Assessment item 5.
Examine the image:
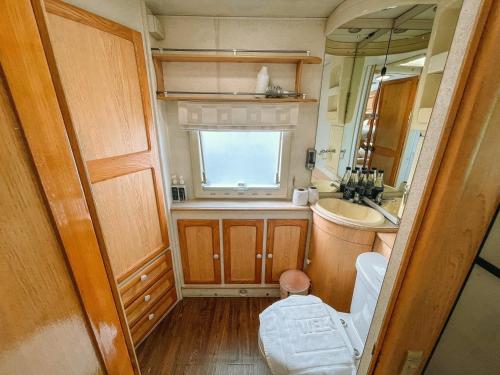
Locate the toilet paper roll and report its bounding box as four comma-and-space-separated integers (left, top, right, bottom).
308, 186, 319, 204
292, 188, 308, 206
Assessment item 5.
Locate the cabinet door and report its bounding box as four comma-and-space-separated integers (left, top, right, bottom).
265, 219, 308, 283
223, 220, 264, 284
178, 220, 221, 284
45, 2, 169, 283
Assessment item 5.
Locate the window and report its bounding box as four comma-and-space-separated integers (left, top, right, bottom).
191, 130, 291, 198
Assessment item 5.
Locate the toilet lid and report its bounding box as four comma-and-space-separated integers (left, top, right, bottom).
259, 295, 357, 375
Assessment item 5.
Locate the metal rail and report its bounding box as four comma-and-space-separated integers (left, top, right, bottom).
151, 47, 311, 55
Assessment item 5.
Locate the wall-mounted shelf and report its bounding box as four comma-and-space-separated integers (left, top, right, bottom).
157, 94, 317, 103
151, 51, 322, 103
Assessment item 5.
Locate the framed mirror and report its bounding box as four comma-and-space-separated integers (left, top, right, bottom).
312, 1, 464, 219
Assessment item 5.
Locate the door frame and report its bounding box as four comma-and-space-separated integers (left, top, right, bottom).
0, 0, 137, 373
365, 0, 498, 373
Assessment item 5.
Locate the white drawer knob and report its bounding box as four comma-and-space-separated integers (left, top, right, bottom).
306, 258, 312, 265
267, 253, 273, 259
213, 254, 219, 260
256, 254, 262, 259
144, 294, 151, 302
148, 313, 155, 321
140, 274, 148, 282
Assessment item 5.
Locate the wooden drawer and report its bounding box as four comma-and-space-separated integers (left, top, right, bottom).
125, 269, 175, 328
120, 251, 172, 308
131, 287, 177, 345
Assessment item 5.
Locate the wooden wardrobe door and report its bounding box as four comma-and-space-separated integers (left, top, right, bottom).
44, 1, 169, 282
178, 220, 221, 284
265, 219, 308, 283
223, 220, 264, 284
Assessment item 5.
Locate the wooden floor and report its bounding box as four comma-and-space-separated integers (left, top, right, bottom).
136, 297, 277, 375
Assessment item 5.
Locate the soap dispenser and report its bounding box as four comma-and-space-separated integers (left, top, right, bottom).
255, 66, 269, 97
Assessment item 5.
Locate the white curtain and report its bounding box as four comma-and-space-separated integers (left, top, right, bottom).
178, 102, 299, 131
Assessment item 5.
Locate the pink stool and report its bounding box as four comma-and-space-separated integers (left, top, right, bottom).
279, 269, 310, 299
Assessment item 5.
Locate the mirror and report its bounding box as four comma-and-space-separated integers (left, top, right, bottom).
312, 2, 463, 218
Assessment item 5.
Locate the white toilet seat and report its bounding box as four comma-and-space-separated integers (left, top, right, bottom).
258, 295, 358, 375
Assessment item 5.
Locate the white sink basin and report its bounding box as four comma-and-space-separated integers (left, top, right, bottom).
314, 198, 385, 227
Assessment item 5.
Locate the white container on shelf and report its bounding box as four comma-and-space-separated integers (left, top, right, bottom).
255, 66, 269, 97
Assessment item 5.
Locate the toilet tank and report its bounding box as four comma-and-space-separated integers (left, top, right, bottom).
350, 252, 388, 344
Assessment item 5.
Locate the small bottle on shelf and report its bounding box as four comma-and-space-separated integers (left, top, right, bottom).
339, 167, 352, 193
343, 170, 356, 200
373, 169, 385, 203
356, 168, 367, 197
365, 170, 375, 198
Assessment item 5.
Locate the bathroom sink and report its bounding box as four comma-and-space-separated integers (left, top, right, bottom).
314, 198, 385, 227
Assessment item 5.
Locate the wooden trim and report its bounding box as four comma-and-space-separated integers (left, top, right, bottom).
152, 53, 322, 64
265, 219, 308, 283
178, 219, 221, 284
116, 246, 167, 284
153, 56, 165, 93
87, 151, 154, 183
370, 0, 498, 373
295, 61, 303, 94
45, 0, 133, 40
223, 219, 264, 284
156, 95, 318, 103
0, 1, 135, 374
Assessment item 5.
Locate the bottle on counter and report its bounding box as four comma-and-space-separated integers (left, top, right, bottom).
373, 169, 385, 202
357, 168, 367, 197
365, 170, 375, 198
371, 167, 378, 180
339, 167, 352, 193
343, 169, 357, 200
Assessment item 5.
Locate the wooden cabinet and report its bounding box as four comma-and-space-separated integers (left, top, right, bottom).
45, 1, 169, 284
178, 220, 221, 284
306, 213, 375, 312
265, 219, 308, 283
373, 232, 397, 259
223, 220, 264, 284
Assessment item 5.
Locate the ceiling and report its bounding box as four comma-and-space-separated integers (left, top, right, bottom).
144, 0, 345, 18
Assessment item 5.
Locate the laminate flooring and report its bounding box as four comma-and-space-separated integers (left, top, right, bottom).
136, 297, 277, 375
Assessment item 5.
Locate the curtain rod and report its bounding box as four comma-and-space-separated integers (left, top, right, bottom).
151, 48, 311, 55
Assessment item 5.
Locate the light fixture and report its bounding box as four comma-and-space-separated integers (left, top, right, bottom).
401, 56, 426, 67
384, 6, 398, 10
348, 28, 362, 33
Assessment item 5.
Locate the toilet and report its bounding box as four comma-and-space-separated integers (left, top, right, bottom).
258, 252, 388, 375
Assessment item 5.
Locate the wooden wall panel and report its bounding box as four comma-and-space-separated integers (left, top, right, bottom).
0, 1, 136, 373
0, 71, 104, 375
93, 169, 163, 277
223, 220, 263, 284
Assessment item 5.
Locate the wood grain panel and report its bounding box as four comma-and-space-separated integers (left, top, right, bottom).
178, 220, 221, 284
93, 169, 163, 278
47, 11, 148, 160
0, 1, 135, 373
45, 0, 169, 287
266, 219, 308, 284
373, 1, 499, 372
0, 69, 104, 375
223, 220, 263, 284
306, 213, 373, 312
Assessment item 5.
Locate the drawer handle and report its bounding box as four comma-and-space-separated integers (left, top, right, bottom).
140, 274, 148, 282
213, 254, 219, 260
267, 253, 273, 259
256, 254, 262, 259
306, 258, 312, 265
144, 294, 151, 302
148, 313, 155, 321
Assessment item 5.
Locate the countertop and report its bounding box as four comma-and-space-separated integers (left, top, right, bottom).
170, 199, 311, 211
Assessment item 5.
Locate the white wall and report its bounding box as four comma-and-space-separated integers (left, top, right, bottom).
151, 16, 326, 198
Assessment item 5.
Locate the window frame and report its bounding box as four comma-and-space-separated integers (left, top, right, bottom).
189, 130, 292, 198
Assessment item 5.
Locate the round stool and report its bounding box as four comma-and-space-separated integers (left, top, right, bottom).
279, 270, 310, 299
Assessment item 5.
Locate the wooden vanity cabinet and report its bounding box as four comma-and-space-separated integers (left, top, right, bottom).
223, 220, 264, 284
178, 220, 221, 284
265, 219, 309, 283
306, 213, 375, 312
